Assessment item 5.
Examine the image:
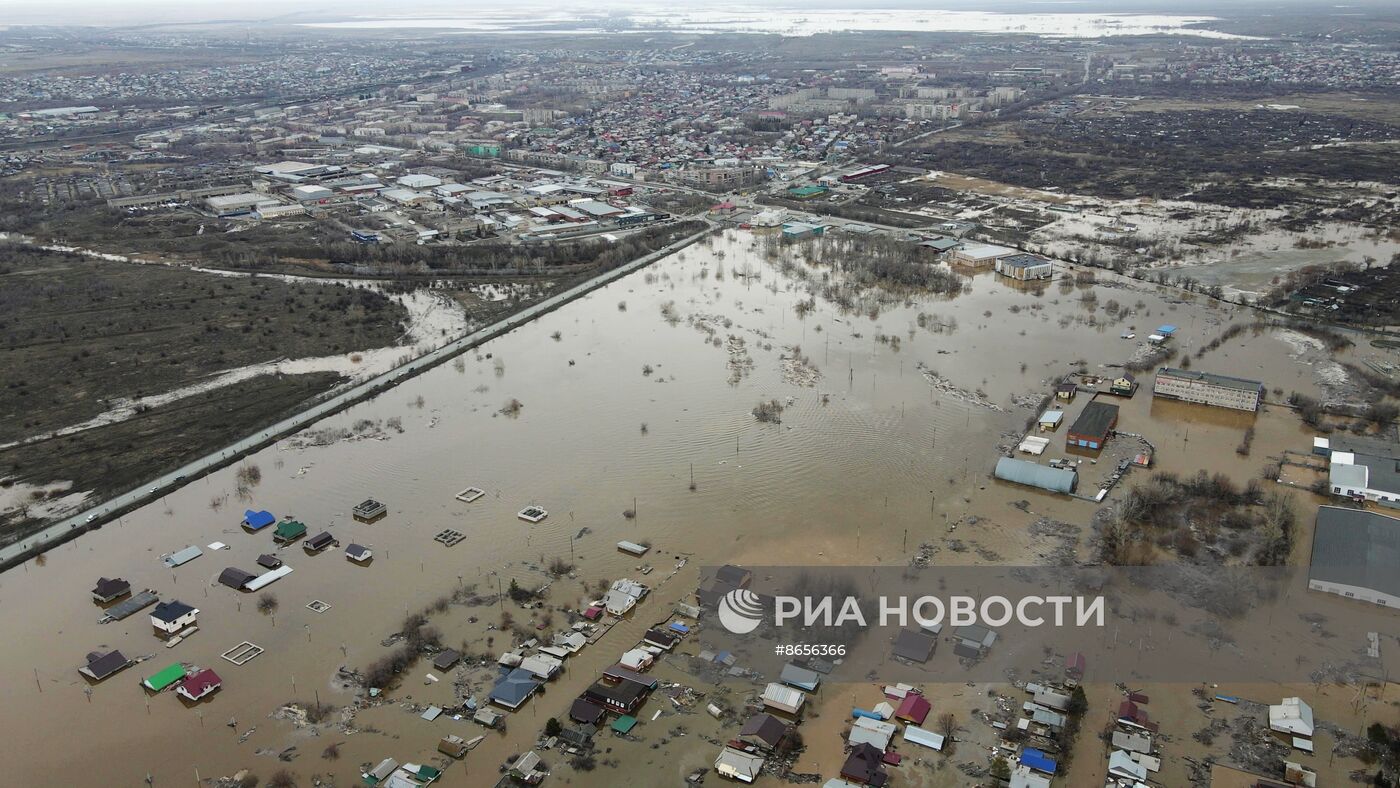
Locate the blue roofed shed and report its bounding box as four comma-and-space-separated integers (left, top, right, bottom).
242, 510, 276, 530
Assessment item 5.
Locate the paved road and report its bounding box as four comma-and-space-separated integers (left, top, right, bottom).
0, 223, 717, 571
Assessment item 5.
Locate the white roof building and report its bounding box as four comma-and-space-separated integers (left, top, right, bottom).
1107, 750, 1149, 781
847, 716, 896, 749
397, 173, 442, 189
1269, 697, 1314, 738
1009, 765, 1051, 788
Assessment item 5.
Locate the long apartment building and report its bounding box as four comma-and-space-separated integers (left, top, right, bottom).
1151, 367, 1264, 412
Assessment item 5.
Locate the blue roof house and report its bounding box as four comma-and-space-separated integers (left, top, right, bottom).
1020, 748, 1058, 775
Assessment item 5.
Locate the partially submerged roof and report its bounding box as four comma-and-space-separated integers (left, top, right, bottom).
218, 567, 256, 589
994, 456, 1077, 494
780, 663, 822, 691
143, 662, 186, 691
81, 650, 131, 681
489, 668, 541, 708
891, 628, 936, 663
242, 509, 276, 529
92, 577, 131, 598
162, 545, 203, 567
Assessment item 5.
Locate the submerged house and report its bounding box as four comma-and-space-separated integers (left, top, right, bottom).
79, 650, 132, 682
241, 509, 276, 531
489, 668, 542, 710
715, 747, 765, 783
177, 668, 222, 702
150, 600, 198, 636
91, 577, 131, 603
304, 531, 337, 553
272, 520, 307, 544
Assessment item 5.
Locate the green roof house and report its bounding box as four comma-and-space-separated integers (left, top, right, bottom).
273, 520, 307, 544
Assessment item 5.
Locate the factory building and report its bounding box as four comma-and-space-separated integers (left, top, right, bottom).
1067, 401, 1118, 451
950, 242, 1017, 268
1152, 368, 1264, 412
995, 253, 1054, 281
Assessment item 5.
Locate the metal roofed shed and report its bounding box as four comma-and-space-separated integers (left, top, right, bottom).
162, 545, 203, 568
902, 724, 945, 751
244, 565, 294, 591
346, 543, 373, 563
98, 589, 159, 623
242, 509, 276, 530
762, 682, 806, 715
611, 714, 638, 734
780, 663, 822, 691
994, 457, 1077, 494
617, 540, 649, 556
142, 662, 187, 692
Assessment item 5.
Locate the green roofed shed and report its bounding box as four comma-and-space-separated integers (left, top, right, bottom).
612, 715, 638, 734
143, 662, 186, 691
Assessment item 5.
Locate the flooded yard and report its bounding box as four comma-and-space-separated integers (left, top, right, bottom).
0, 229, 1390, 786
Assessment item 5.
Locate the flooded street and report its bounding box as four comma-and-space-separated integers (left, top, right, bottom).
0, 230, 1385, 786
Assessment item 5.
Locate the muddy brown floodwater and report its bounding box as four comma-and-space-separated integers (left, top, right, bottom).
0, 230, 1392, 787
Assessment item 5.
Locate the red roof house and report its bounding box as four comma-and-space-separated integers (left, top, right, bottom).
177, 668, 222, 702
895, 693, 931, 725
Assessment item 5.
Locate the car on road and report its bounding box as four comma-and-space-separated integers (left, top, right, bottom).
86, 514, 99, 523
